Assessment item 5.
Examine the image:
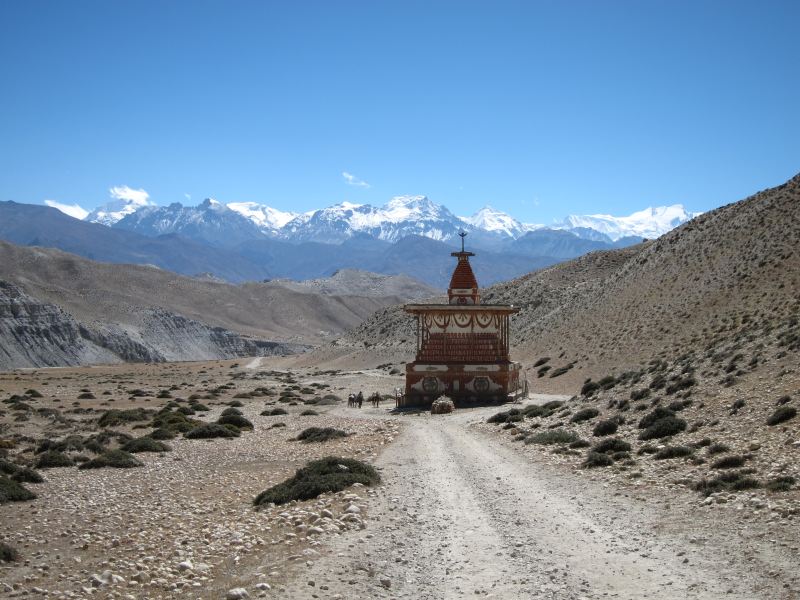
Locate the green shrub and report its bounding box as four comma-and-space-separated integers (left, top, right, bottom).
78, 449, 142, 469
300, 409, 319, 416
592, 419, 618, 436
592, 438, 631, 454
581, 381, 600, 396
191, 403, 210, 411
630, 388, 650, 401
262, 408, 288, 416
766, 406, 796, 426
35, 450, 74, 469
522, 404, 560, 418
11, 467, 43, 484
253, 456, 379, 506
638, 407, 675, 429
582, 452, 614, 468
151, 409, 200, 433
228, 400, 244, 407
148, 428, 176, 440
295, 427, 348, 443
185, 424, 240, 439
654, 446, 693, 460
0, 541, 19, 562
487, 409, 521, 424
711, 455, 747, 469
766, 476, 796, 492
639, 416, 687, 440
176, 406, 195, 416
525, 429, 580, 445
665, 376, 696, 395
707, 443, 730, 455
98, 408, 152, 427
270, 422, 286, 428
122, 437, 171, 453
221, 407, 243, 416
568, 439, 590, 449
0, 477, 37, 503
570, 408, 600, 424
217, 413, 253, 430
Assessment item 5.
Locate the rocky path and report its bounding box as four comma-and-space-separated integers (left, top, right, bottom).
282, 400, 788, 599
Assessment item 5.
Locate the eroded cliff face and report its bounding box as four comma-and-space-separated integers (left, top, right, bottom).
0, 281, 302, 370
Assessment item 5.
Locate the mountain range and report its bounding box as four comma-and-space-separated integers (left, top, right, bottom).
1, 195, 698, 289
83, 193, 697, 246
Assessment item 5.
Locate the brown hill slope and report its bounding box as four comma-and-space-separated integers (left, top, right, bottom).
0, 241, 416, 369
317, 173, 800, 392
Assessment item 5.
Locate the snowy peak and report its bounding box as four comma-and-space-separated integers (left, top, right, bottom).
557, 204, 700, 241
84, 186, 155, 226
226, 202, 298, 232
460, 205, 533, 238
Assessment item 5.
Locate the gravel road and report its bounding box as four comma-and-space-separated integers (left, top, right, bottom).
282, 399, 792, 599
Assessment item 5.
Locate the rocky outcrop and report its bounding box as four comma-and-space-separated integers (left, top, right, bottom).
0, 281, 304, 370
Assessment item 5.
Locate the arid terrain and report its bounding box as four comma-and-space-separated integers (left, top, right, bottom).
1, 357, 798, 599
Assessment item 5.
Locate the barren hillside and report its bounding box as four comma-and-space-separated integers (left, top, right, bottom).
318, 173, 800, 394
0, 242, 419, 369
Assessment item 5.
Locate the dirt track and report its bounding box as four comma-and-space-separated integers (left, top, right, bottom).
282, 398, 795, 599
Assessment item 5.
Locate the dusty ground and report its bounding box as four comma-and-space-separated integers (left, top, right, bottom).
2, 359, 799, 599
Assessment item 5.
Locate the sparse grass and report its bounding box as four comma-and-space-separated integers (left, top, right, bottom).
766, 406, 796, 426
654, 445, 694, 460
569, 439, 591, 448
487, 409, 522, 424
151, 409, 201, 433
639, 416, 687, 440
35, 450, 74, 469
217, 413, 254, 430
122, 437, 171, 453
592, 438, 631, 454
570, 408, 600, 424
78, 449, 143, 469
525, 429, 580, 445
185, 424, 240, 439
707, 443, 730, 455
693, 470, 761, 496
766, 476, 796, 492
262, 408, 288, 416
592, 419, 618, 436
295, 427, 348, 443
582, 452, 614, 468
254, 456, 379, 506
0, 477, 37, 503
98, 408, 152, 427
149, 428, 176, 440
711, 455, 747, 469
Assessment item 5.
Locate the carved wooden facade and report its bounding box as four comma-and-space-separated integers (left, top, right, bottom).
402, 246, 522, 406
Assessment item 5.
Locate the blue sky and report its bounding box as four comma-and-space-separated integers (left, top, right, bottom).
1, 0, 798, 223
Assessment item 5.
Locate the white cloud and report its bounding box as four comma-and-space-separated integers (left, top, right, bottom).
109, 185, 151, 206
44, 199, 89, 220
184, 193, 192, 201
342, 171, 370, 188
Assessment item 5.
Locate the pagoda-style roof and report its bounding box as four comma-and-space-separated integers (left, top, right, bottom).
449, 251, 478, 290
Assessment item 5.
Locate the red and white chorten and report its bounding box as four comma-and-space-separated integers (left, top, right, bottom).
402, 236, 522, 406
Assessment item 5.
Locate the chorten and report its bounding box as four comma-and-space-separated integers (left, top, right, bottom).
402, 233, 523, 406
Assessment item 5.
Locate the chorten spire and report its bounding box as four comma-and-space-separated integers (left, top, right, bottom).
448, 232, 479, 305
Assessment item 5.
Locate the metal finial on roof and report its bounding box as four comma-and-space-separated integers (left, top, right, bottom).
459, 231, 467, 252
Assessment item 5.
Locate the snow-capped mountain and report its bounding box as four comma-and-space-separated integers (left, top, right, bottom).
226, 202, 298, 234
554, 205, 700, 241
112, 198, 267, 247
459, 205, 539, 238
280, 196, 470, 243
84, 186, 155, 226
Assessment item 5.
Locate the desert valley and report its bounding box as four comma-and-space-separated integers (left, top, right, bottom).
2, 3, 799, 598
1, 173, 799, 599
